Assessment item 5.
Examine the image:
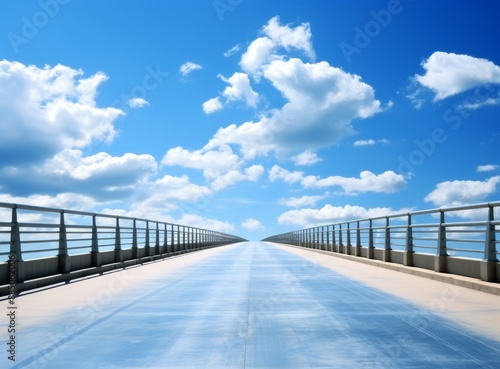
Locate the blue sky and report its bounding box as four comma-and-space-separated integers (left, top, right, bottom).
0, 0, 499, 241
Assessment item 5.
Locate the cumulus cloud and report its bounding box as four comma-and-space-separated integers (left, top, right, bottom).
162, 145, 242, 179
413, 51, 500, 101
202, 97, 223, 114
279, 195, 324, 208
242, 218, 264, 231
278, 204, 411, 227
208, 58, 382, 157
424, 176, 500, 207
220, 72, 259, 107
240, 16, 315, 76
0, 60, 123, 167
268, 165, 304, 184
128, 97, 149, 108
301, 170, 407, 195
292, 150, 322, 166
210, 165, 264, 191
180, 61, 202, 77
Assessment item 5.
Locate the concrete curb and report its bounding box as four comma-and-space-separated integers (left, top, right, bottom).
286, 245, 500, 296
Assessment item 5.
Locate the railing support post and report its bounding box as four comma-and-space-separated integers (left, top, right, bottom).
145, 221, 151, 257
58, 211, 71, 274
132, 219, 138, 259
434, 211, 447, 272
10, 206, 25, 285
114, 217, 123, 262
332, 225, 337, 253
155, 222, 160, 256
355, 221, 361, 257
345, 223, 351, 255
481, 205, 497, 282
91, 214, 101, 267
367, 219, 374, 259
383, 217, 391, 262
404, 214, 414, 266
339, 224, 343, 253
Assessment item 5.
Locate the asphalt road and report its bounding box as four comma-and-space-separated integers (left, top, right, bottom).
5, 242, 500, 368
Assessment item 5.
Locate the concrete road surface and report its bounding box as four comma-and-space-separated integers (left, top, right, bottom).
1, 242, 499, 368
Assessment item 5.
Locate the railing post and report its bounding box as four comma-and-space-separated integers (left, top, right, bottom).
10, 206, 25, 285
58, 211, 71, 274
367, 219, 374, 259
145, 221, 151, 257
114, 217, 123, 262
182, 226, 186, 252
155, 222, 160, 255
481, 205, 497, 282
332, 225, 337, 253
91, 214, 101, 267
434, 210, 447, 272
383, 217, 391, 262
345, 223, 351, 255
326, 225, 330, 252
163, 223, 168, 255
170, 224, 175, 253
355, 221, 361, 257
177, 225, 181, 253
404, 214, 414, 266
132, 219, 138, 259
338, 224, 343, 253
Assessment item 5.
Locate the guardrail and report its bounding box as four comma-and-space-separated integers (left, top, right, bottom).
0, 203, 246, 295
262, 202, 500, 283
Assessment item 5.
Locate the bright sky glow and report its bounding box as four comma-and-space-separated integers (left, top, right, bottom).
1, 0, 499, 240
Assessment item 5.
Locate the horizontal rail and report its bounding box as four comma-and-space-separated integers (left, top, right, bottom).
0, 202, 247, 295
262, 201, 500, 283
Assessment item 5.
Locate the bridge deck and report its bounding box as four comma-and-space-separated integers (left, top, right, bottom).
2, 242, 500, 368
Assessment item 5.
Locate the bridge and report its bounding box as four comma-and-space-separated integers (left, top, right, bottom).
1, 202, 499, 368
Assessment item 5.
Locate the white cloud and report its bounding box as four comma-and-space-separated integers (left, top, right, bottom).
0, 60, 123, 167
268, 165, 304, 184
202, 97, 223, 114
279, 195, 324, 208
424, 176, 500, 206
179, 61, 202, 77
210, 165, 264, 191
301, 170, 406, 195
128, 97, 149, 108
263, 16, 315, 60
414, 52, 500, 101
220, 72, 259, 107
240, 36, 276, 76
240, 16, 315, 76
44, 149, 157, 181
292, 150, 322, 166
278, 204, 411, 227
208, 58, 382, 156
477, 164, 499, 172
161, 145, 242, 179
224, 44, 242, 57
242, 218, 264, 231
0, 193, 100, 213
353, 138, 389, 147
458, 95, 500, 110
176, 213, 234, 233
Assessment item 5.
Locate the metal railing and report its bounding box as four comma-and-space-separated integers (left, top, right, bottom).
0, 202, 246, 294
262, 201, 500, 283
